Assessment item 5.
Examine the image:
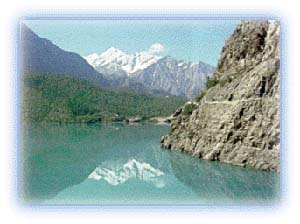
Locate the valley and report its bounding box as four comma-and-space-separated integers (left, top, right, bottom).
19, 19, 280, 204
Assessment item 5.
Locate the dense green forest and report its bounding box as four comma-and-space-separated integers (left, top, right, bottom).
22, 72, 186, 123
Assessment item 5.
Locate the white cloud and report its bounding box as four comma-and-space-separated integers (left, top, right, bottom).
148, 43, 165, 54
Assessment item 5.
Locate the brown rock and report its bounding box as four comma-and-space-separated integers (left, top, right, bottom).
161, 20, 280, 172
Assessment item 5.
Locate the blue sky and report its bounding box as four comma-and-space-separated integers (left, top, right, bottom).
23, 19, 239, 66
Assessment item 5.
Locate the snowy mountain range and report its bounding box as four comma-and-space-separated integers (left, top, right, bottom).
85, 47, 215, 98
88, 159, 165, 188
85, 47, 162, 76
21, 25, 215, 99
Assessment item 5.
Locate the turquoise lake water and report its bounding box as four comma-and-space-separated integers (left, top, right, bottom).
21, 122, 280, 204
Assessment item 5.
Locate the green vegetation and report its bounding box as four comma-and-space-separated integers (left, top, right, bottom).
220, 75, 234, 87
22, 72, 186, 123
182, 103, 197, 115
219, 79, 227, 87
195, 91, 206, 102
194, 74, 228, 103
206, 76, 219, 89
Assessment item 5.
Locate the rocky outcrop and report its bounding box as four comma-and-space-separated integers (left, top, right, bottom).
161, 21, 280, 172
125, 116, 143, 123
149, 116, 172, 124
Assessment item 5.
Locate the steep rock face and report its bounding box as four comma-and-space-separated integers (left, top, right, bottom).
161, 21, 280, 172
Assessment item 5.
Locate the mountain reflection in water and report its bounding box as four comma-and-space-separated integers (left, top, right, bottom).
21, 123, 279, 204
88, 159, 165, 188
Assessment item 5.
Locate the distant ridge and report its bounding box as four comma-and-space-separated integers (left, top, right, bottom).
86, 48, 215, 98
19, 24, 108, 85
85, 47, 162, 76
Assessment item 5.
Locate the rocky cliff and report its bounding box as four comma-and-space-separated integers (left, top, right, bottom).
161, 20, 280, 172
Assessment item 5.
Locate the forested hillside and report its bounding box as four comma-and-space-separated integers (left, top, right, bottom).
22, 72, 186, 123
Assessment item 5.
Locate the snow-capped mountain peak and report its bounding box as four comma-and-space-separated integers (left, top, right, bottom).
85, 47, 162, 76
99, 47, 128, 61
84, 46, 215, 98
88, 159, 165, 188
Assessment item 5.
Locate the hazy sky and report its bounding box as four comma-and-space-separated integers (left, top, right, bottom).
24, 19, 239, 66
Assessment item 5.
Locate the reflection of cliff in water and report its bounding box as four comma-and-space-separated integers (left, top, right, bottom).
169, 151, 279, 203
21, 122, 279, 204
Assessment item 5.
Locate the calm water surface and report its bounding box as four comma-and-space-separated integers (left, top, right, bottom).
21, 123, 279, 204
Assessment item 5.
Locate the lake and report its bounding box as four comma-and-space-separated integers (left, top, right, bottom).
21, 122, 280, 205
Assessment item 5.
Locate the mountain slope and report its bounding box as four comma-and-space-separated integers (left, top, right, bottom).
161, 21, 280, 172
22, 72, 186, 123
85, 49, 215, 98
133, 56, 215, 98
20, 24, 108, 85
85, 47, 161, 77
